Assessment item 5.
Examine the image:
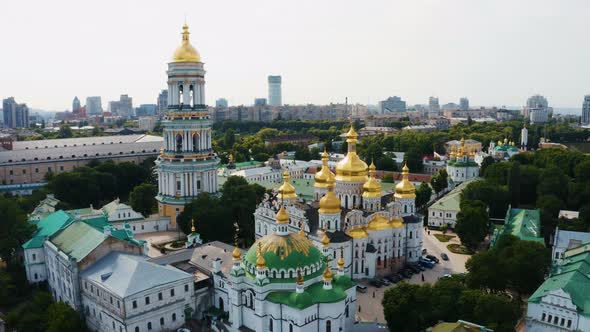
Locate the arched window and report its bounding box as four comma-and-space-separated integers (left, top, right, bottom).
135, 327, 140, 332
326, 320, 331, 332
269, 318, 274, 332
189, 85, 194, 107
289, 324, 293, 332
176, 134, 183, 153
192, 134, 199, 152
250, 293, 254, 309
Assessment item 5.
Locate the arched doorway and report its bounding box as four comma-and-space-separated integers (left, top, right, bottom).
326, 320, 331, 332
219, 297, 224, 312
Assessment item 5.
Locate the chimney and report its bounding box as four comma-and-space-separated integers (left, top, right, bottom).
212, 258, 222, 273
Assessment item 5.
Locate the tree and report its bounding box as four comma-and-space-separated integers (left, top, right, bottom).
415, 182, 433, 208
479, 156, 495, 176
455, 200, 489, 250
403, 148, 423, 173
507, 161, 520, 207
458, 289, 520, 332
502, 239, 550, 295
57, 125, 73, 139
382, 283, 434, 332
462, 180, 509, 218
129, 183, 158, 217
223, 128, 235, 149
6, 290, 53, 332
46, 302, 87, 332
0, 196, 34, 263
430, 170, 448, 195
465, 250, 507, 292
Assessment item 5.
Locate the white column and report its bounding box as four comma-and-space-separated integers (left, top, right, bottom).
182, 84, 190, 105
201, 82, 205, 105
170, 173, 175, 195
193, 82, 198, 106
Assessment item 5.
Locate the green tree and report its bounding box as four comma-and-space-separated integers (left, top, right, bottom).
455, 200, 489, 250
415, 182, 432, 208
57, 125, 73, 138
462, 180, 509, 218
0, 196, 34, 263
502, 239, 550, 296
382, 283, 434, 332
507, 161, 520, 207
223, 128, 236, 149
479, 156, 495, 176
403, 148, 423, 173
129, 183, 158, 217
430, 169, 448, 195
465, 250, 507, 292
46, 302, 87, 332
6, 290, 53, 332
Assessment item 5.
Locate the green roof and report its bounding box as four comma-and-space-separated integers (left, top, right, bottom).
81, 215, 145, 247
447, 161, 479, 167
22, 210, 75, 249
491, 207, 544, 248
220, 161, 263, 169
50, 221, 108, 261
266, 275, 354, 309
429, 179, 477, 212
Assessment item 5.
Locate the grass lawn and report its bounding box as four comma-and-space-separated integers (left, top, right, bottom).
434, 234, 456, 242
447, 243, 474, 255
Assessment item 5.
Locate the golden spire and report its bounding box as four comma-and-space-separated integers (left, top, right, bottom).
337, 247, 345, 269
232, 222, 241, 261
296, 266, 304, 285
191, 219, 196, 233
319, 176, 341, 213
395, 163, 416, 198
172, 24, 201, 62
298, 221, 306, 237
276, 205, 290, 225
322, 256, 333, 281
321, 230, 330, 247
255, 242, 266, 269
278, 171, 297, 200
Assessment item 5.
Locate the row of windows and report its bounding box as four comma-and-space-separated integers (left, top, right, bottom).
131, 285, 189, 309
9, 165, 64, 175
4, 150, 155, 163
540, 312, 572, 328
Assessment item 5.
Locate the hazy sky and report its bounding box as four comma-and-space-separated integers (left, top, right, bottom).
2, 0, 589, 110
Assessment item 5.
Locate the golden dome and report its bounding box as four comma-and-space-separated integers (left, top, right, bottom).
367, 214, 393, 230
321, 232, 330, 247
395, 163, 416, 199
346, 226, 369, 239
390, 216, 404, 228
232, 246, 241, 261
337, 256, 345, 269
256, 242, 266, 269
314, 149, 335, 189
504, 137, 508, 144
278, 171, 297, 200
363, 162, 382, 198
276, 205, 290, 225
172, 24, 202, 63
323, 259, 333, 281
497, 139, 502, 146
319, 176, 341, 214
335, 124, 368, 182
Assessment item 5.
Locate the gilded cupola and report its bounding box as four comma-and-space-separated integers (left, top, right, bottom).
278, 171, 297, 200
362, 162, 381, 198
394, 163, 416, 199
172, 24, 202, 63
335, 124, 368, 182
314, 149, 335, 189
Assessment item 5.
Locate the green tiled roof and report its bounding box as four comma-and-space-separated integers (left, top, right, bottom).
50, 221, 107, 261
429, 179, 476, 212
266, 276, 353, 309
22, 210, 75, 249
491, 207, 544, 248
529, 248, 590, 317
220, 161, 263, 169
81, 216, 145, 247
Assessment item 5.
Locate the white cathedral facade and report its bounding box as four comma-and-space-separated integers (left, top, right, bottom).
254, 126, 424, 279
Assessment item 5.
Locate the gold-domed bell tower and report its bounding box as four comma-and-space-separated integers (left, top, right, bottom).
362, 161, 382, 212
334, 123, 368, 209
319, 176, 341, 232
394, 163, 416, 216
314, 148, 335, 201
155, 23, 219, 228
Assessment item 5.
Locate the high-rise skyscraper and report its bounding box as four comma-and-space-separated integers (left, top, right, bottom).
109, 94, 134, 118
2, 97, 29, 128
85, 96, 102, 116
215, 98, 228, 108
254, 98, 267, 106
525, 95, 550, 123
268, 75, 282, 106
429, 96, 440, 112
155, 24, 219, 227
459, 97, 469, 111
582, 95, 590, 125
379, 96, 406, 113
72, 96, 81, 112
157, 90, 168, 115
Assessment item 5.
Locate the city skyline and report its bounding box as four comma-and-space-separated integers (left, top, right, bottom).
2, 0, 590, 110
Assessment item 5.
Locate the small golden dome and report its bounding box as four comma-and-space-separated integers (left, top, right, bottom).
363, 162, 382, 198
276, 205, 290, 225
337, 256, 345, 269
278, 171, 297, 200
314, 149, 335, 189
346, 226, 369, 239
319, 191, 341, 214
323, 262, 333, 281
256, 243, 266, 269
321, 232, 330, 247
504, 137, 508, 144
335, 124, 368, 182
367, 214, 393, 230
395, 163, 416, 198
232, 246, 241, 261
191, 219, 196, 233
172, 24, 202, 63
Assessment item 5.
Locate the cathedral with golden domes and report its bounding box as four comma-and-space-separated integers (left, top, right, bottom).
254, 124, 424, 280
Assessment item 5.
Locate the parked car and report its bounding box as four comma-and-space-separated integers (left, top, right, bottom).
407, 264, 421, 273
419, 258, 435, 268
426, 254, 440, 263
401, 270, 413, 278
380, 278, 391, 286
441, 253, 449, 261
369, 279, 382, 288
356, 284, 368, 293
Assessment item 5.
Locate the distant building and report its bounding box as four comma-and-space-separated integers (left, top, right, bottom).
459, 97, 469, 111
488, 138, 520, 160
85, 96, 103, 116
521, 124, 529, 150
72, 96, 81, 112
525, 244, 590, 331
527, 94, 549, 109
138, 116, 156, 131
446, 138, 482, 154
552, 227, 590, 264
157, 89, 168, 114
530, 108, 549, 124
427, 117, 451, 130
496, 108, 518, 121
524, 94, 550, 121
2, 97, 29, 128
109, 94, 134, 118
441, 102, 460, 111
429, 96, 440, 112
379, 96, 406, 113
490, 206, 544, 248
135, 104, 157, 117
582, 95, 590, 125
268, 75, 282, 106
446, 138, 479, 184
428, 180, 474, 228
254, 98, 267, 106
215, 98, 228, 108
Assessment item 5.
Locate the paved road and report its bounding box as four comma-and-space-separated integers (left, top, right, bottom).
355, 228, 472, 323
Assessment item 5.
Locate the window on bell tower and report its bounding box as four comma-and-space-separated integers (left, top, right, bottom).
176, 134, 183, 153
